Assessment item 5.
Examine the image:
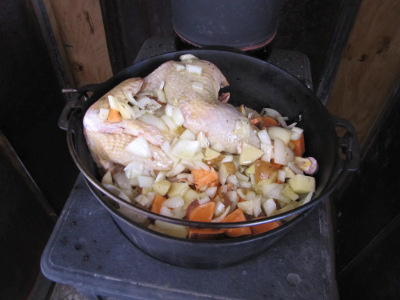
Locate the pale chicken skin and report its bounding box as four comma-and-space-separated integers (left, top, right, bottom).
83, 55, 260, 173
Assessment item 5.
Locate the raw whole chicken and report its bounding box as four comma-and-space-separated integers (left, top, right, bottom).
83, 55, 260, 174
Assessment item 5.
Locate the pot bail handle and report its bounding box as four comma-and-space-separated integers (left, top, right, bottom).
333, 116, 360, 173
58, 84, 98, 131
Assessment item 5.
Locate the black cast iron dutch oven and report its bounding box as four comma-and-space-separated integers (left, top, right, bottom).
62, 50, 359, 269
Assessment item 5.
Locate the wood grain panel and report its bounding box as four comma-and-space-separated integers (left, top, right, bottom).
48, 0, 112, 87
327, 0, 400, 146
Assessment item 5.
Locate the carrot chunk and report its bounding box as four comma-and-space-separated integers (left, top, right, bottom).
222, 208, 252, 237
251, 219, 281, 235
191, 169, 220, 190
151, 194, 167, 214
291, 133, 305, 156
188, 201, 216, 222
107, 108, 122, 122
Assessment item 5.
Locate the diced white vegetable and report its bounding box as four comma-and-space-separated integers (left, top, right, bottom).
192, 81, 204, 90
172, 106, 185, 126
277, 170, 286, 183
212, 206, 230, 222
260, 143, 273, 162
257, 130, 272, 145
159, 206, 173, 217
135, 194, 152, 208
261, 183, 291, 203
205, 186, 218, 198
125, 136, 152, 158
167, 182, 190, 198
262, 198, 277, 217
137, 176, 154, 188
173, 63, 185, 71
203, 147, 220, 161
281, 184, 299, 201
197, 132, 210, 148
186, 64, 202, 75
170, 140, 201, 160
179, 129, 196, 140
291, 127, 304, 140
288, 174, 316, 194
108, 95, 120, 110
268, 126, 292, 145
124, 161, 144, 180
118, 101, 134, 119
163, 195, 184, 208
152, 179, 171, 196
273, 138, 287, 165
239, 142, 264, 165
298, 192, 313, 206
98, 108, 110, 121
138, 114, 168, 131
238, 200, 254, 216
161, 114, 178, 132
180, 54, 198, 61
101, 171, 113, 185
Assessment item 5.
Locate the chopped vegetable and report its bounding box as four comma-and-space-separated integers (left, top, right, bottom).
191, 169, 220, 190
251, 219, 281, 235
107, 108, 122, 123
290, 133, 305, 156
151, 194, 167, 214
222, 209, 252, 237
188, 201, 215, 222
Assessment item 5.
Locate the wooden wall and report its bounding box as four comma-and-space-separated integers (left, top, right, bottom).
326, 0, 400, 146
43, 0, 112, 87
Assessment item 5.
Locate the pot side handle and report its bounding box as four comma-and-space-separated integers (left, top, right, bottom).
58, 84, 98, 131
333, 117, 360, 173
323, 117, 360, 195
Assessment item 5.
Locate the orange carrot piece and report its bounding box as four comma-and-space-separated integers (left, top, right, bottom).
107, 108, 122, 123
291, 133, 305, 156
250, 116, 280, 129
191, 169, 220, 190
151, 194, 167, 214
188, 228, 225, 240
251, 218, 281, 235
222, 208, 252, 237
188, 201, 216, 222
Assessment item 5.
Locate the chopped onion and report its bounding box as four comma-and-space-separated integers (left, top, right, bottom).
273, 138, 287, 165
261, 143, 273, 162
125, 136, 152, 158
212, 206, 230, 222
214, 201, 226, 217
171, 107, 185, 126
197, 132, 210, 148
159, 206, 173, 217
118, 101, 134, 119
221, 155, 234, 163
186, 64, 202, 75
102, 171, 113, 185
98, 108, 109, 120
179, 129, 196, 140
205, 186, 217, 198
136, 96, 161, 111
170, 140, 201, 160
197, 194, 211, 205
124, 161, 144, 179
137, 175, 154, 188
277, 170, 286, 183
108, 95, 119, 110
135, 194, 152, 208
192, 81, 204, 90
173, 63, 185, 71
291, 127, 304, 140
161, 115, 178, 132
138, 114, 168, 131
154, 172, 166, 183
257, 129, 271, 145
180, 54, 198, 61
288, 161, 304, 175
155, 89, 167, 103
262, 198, 277, 217
163, 196, 184, 208
165, 104, 174, 117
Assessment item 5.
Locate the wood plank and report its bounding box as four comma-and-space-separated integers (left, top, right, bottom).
49, 0, 112, 87
326, 0, 400, 146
